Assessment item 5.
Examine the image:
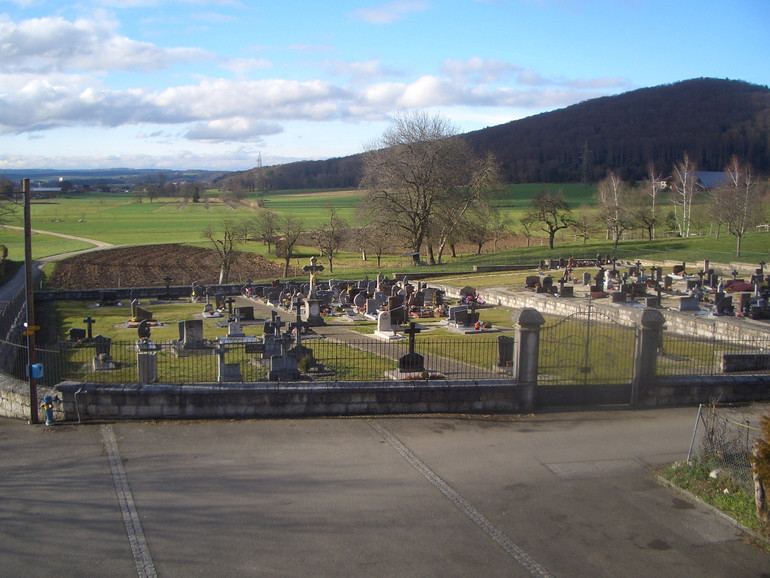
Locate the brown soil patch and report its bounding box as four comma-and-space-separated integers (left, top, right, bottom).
46, 244, 297, 289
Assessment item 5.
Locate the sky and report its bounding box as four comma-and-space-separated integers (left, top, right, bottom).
0, 0, 768, 172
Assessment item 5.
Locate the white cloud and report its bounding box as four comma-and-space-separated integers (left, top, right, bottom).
349, 1, 429, 24
185, 117, 282, 141
0, 16, 209, 74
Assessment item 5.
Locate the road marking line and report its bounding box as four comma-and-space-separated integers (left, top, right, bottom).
102, 424, 157, 578
368, 420, 553, 578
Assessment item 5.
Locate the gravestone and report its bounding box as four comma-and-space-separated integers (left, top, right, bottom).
353, 292, 366, 310
98, 291, 119, 307
678, 296, 701, 311
366, 298, 378, 316
216, 344, 243, 383
497, 335, 514, 368
228, 320, 245, 337
268, 354, 301, 381
69, 328, 87, 341
92, 335, 115, 371
179, 319, 205, 348
202, 303, 220, 318
235, 306, 255, 321
377, 310, 393, 333
447, 305, 467, 324
137, 352, 158, 383
398, 323, 425, 373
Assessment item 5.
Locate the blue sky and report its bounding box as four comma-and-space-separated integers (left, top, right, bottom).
0, 0, 767, 171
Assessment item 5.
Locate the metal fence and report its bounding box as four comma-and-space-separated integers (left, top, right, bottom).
0, 335, 509, 385
687, 403, 765, 494
539, 302, 637, 386
658, 331, 770, 376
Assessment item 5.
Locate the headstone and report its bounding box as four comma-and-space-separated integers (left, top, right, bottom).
447, 305, 467, 323
398, 323, 425, 373
366, 298, 378, 316
137, 352, 158, 383
497, 335, 514, 367
377, 310, 393, 333
235, 306, 255, 321
353, 292, 366, 309
98, 291, 119, 307
678, 296, 701, 311
180, 319, 205, 348
69, 328, 87, 341
268, 354, 301, 381
228, 320, 245, 337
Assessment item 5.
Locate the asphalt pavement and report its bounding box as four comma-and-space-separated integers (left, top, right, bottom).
2, 406, 769, 577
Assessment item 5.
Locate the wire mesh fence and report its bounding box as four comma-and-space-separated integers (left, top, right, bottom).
0, 335, 510, 385
687, 403, 766, 494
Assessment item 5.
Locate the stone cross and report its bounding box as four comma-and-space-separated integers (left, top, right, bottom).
82, 315, 96, 340
302, 256, 325, 298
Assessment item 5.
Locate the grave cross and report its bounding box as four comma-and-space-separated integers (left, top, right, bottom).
403, 322, 422, 356
302, 256, 325, 298
225, 296, 236, 319
82, 315, 96, 340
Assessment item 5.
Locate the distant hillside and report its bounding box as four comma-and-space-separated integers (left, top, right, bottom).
2, 168, 224, 189
464, 78, 770, 182
222, 78, 769, 189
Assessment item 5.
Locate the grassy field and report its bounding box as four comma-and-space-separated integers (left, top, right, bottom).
1, 184, 768, 279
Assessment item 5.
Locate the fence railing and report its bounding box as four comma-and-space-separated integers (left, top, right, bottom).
1, 335, 509, 385
658, 331, 770, 376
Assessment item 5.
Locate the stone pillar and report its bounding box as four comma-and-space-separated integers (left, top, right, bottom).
137, 352, 158, 383
630, 307, 666, 406
511, 307, 545, 412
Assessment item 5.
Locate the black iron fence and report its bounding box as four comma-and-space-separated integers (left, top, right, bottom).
0, 335, 509, 385
657, 331, 770, 376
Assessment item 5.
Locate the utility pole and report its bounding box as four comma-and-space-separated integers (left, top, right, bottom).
23, 178, 38, 424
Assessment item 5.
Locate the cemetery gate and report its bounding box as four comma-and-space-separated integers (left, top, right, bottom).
537, 299, 636, 405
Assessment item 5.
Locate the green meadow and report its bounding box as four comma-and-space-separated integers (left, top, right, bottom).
0, 184, 767, 278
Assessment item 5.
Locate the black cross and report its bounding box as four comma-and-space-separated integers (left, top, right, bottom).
403, 322, 422, 355
225, 296, 236, 317
82, 316, 96, 340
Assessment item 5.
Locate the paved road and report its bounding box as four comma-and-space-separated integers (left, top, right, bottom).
2, 407, 769, 577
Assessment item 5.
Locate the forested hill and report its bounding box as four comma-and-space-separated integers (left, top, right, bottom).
226, 78, 770, 189
463, 78, 770, 183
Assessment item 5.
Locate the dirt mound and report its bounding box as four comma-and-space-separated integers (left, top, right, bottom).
46, 244, 294, 289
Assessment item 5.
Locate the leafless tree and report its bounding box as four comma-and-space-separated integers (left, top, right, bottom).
202, 219, 241, 284
310, 206, 348, 273
359, 110, 499, 266
596, 171, 634, 249
716, 156, 765, 256
275, 216, 303, 277
251, 210, 279, 254
672, 153, 697, 238
645, 162, 664, 240
523, 189, 574, 250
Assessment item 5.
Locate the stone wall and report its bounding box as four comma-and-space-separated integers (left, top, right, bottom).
54, 380, 521, 421
0, 373, 62, 422
434, 284, 770, 343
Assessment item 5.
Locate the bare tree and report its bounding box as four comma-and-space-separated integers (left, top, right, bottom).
519, 214, 536, 247
645, 162, 664, 240
310, 206, 348, 273
672, 153, 697, 238
359, 110, 497, 266
202, 219, 241, 284
275, 216, 303, 277
433, 152, 502, 264
251, 210, 279, 254
717, 156, 765, 256
570, 205, 595, 245
523, 189, 574, 250
596, 171, 633, 249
